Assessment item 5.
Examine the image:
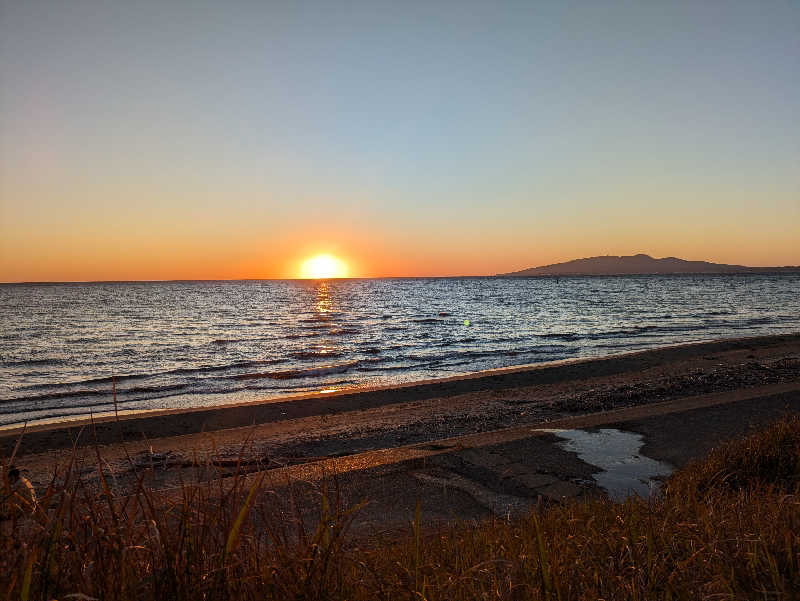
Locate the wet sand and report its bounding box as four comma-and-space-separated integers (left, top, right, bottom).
4, 333, 799, 493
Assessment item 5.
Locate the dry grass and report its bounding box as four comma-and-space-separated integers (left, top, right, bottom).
2, 415, 799, 600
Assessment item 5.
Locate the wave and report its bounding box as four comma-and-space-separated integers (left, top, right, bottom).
2, 358, 66, 367
539, 325, 693, 341
582, 324, 706, 339
566, 317, 775, 342
291, 350, 345, 360
357, 356, 386, 365
356, 363, 419, 373
299, 312, 345, 323
741, 316, 775, 326
233, 360, 360, 381
327, 328, 360, 336
272, 378, 355, 392
403, 345, 570, 364
538, 333, 583, 341
0, 383, 189, 406
5, 358, 290, 392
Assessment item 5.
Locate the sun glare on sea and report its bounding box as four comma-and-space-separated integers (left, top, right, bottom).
300, 254, 348, 279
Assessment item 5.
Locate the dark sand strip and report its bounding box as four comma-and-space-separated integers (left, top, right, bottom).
174, 381, 800, 491
143, 382, 800, 536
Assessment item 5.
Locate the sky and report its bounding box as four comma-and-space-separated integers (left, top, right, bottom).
1, 0, 798, 281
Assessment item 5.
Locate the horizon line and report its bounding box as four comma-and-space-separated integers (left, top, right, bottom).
5, 272, 800, 285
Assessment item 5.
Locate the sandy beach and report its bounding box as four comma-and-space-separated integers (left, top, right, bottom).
4, 332, 799, 493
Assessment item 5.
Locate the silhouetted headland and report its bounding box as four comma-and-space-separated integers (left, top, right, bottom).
499, 254, 800, 277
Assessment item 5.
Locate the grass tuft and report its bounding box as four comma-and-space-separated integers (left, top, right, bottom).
2, 415, 799, 600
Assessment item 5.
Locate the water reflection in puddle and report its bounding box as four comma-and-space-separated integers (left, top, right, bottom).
538, 428, 673, 501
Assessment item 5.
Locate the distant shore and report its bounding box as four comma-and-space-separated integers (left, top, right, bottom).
4, 332, 799, 464
499, 253, 800, 276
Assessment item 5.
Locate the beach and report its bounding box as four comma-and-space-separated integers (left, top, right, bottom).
5, 332, 799, 497
3, 332, 800, 600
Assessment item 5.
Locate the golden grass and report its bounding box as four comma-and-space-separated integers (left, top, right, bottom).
2, 415, 799, 600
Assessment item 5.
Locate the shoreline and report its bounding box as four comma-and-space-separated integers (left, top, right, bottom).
3, 331, 799, 458
0, 341, 684, 431
0, 335, 739, 433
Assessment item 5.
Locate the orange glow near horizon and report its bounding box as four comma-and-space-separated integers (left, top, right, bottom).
300, 254, 349, 279
2, 2, 799, 284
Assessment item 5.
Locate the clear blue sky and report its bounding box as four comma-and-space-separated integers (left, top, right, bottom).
1, 0, 798, 280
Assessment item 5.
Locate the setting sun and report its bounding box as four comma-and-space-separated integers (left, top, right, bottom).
300, 254, 348, 279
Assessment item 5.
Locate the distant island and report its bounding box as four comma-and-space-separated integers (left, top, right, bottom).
499, 254, 800, 277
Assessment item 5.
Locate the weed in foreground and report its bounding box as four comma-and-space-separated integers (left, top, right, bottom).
1, 415, 799, 600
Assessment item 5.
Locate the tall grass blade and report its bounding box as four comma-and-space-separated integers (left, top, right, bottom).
413, 498, 421, 596
20, 551, 36, 601
532, 511, 552, 598
225, 475, 264, 557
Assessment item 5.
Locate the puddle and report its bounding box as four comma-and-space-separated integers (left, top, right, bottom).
538, 428, 673, 501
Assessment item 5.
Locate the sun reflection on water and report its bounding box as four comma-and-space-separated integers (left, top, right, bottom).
316, 281, 332, 315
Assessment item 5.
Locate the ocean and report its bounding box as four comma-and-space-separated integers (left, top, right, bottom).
1, 275, 799, 428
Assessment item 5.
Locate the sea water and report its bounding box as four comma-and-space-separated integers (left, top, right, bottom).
1, 274, 799, 427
